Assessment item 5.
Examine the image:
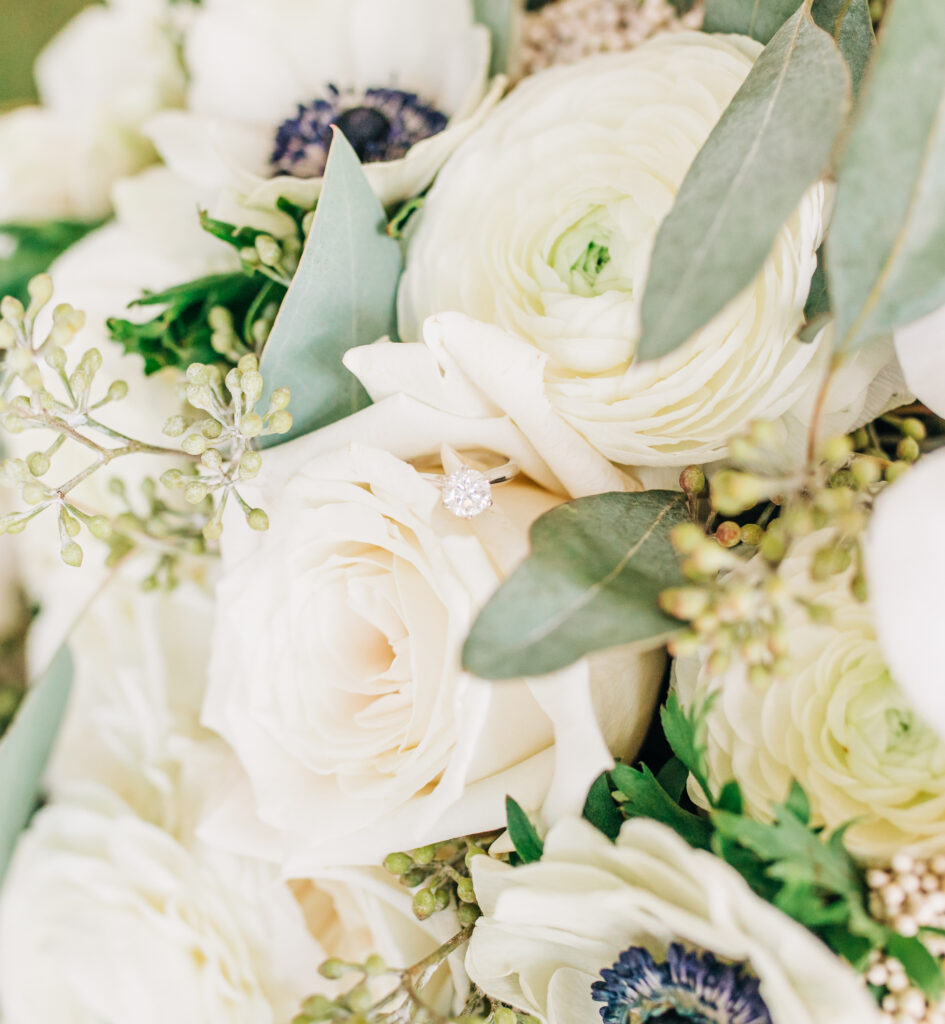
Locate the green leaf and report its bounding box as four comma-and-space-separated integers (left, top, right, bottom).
473, 0, 516, 75
637, 7, 850, 362
804, 246, 830, 324
655, 756, 689, 802
812, 0, 874, 95
258, 129, 402, 445
462, 491, 688, 679
886, 932, 945, 1002
826, 0, 945, 352
717, 779, 744, 815
611, 764, 713, 851
0, 219, 104, 305
505, 796, 544, 863
703, 0, 803, 42
0, 647, 72, 880
582, 772, 623, 841
661, 693, 717, 805
108, 272, 272, 374
784, 779, 812, 824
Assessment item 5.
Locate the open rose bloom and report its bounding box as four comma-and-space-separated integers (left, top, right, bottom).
0, 1, 944, 1023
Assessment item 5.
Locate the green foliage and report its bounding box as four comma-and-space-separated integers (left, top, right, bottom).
0, 219, 104, 305
505, 796, 544, 864
463, 491, 689, 679
258, 130, 402, 446
812, 0, 874, 95
582, 772, 624, 840
826, 0, 945, 352
108, 272, 278, 374
638, 6, 850, 362
586, 695, 945, 1001
0, 647, 72, 880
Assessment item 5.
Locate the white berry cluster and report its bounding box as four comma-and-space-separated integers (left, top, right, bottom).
517, 0, 703, 78
867, 854, 945, 1024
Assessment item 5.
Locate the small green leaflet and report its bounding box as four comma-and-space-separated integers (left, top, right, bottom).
258, 129, 402, 446
826, 0, 945, 353
0, 646, 72, 880
473, 0, 516, 75
506, 796, 544, 863
582, 772, 623, 841
660, 693, 716, 806
0, 219, 104, 305
703, 0, 803, 43
637, 6, 850, 362
886, 932, 945, 1003
611, 763, 713, 850
462, 491, 688, 679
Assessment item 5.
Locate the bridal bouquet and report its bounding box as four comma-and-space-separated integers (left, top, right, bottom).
1, 0, 944, 1021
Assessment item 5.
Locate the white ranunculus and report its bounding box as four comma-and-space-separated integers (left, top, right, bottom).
147, 0, 503, 227
865, 449, 945, 741
466, 816, 881, 1024
398, 34, 830, 468
675, 530, 945, 862
0, 2, 184, 222
0, 785, 323, 1024
204, 417, 664, 872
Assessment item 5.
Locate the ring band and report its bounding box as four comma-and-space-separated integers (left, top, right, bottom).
423, 458, 520, 519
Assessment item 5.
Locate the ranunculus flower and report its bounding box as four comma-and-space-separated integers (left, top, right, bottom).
398, 34, 830, 468
674, 530, 945, 862
466, 816, 881, 1024
0, 1, 185, 222
0, 785, 323, 1024
204, 421, 664, 871
147, 0, 505, 227
865, 449, 945, 742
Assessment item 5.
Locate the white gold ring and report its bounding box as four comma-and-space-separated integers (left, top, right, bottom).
424, 460, 520, 519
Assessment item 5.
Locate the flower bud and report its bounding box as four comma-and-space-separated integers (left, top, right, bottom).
239, 451, 262, 479
106, 380, 128, 402
885, 460, 910, 484
255, 235, 282, 268
186, 363, 211, 385
457, 903, 482, 926
268, 387, 291, 412
184, 482, 209, 505
301, 995, 334, 1019
412, 887, 436, 920
902, 417, 926, 441
208, 306, 233, 332
364, 954, 386, 976
457, 877, 476, 903
182, 433, 208, 456
383, 852, 412, 875
897, 436, 920, 463
679, 465, 706, 495
851, 456, 882, 489
0, 321, 17, 348
246, 508, 269, 531
241, 371, 263, 404
739, 523, 763, 546
670, 522, 704, 555
26, 452, 49, 477
412, 844, 436, 866
163, 415, 187, 437
160, 468, 184, 489
318, 958, 346, 980
1, 296, 25, 323
659, 586, 709, 620
268, 410, 293, 435
88, 516, 111, 540
710, 470, 766, 516
493, 1008, 517, 1024
60, 540, 83, 567
59, 509, 80, 538
237, 354, 258, 374
241, 412, 264, 438
715, 521, 740, 548
820, 434, 853, 464
21, 482, 47, 505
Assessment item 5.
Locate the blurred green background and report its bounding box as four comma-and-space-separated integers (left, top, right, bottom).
0, 0, 88, 105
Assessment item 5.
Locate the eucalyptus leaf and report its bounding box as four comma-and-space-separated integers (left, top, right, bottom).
473, 0, 516, 75
826, 0, 945, 352
0, 646, 72, 880
703, 0, 802, 42
258, 129, 402, 445
462, 491, 688, 679
812, 0, 874, 95
638, 7, 850, 362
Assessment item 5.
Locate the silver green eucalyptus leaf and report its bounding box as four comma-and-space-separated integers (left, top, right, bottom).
812, 0, 874, 96
258, 129, 403, 446
462, 491, 688, 680
474, 0, 516, 75
703, 0, 803, 42
0, 646, 72, 880
637, 6, 850, 363
827, 0, 945, 353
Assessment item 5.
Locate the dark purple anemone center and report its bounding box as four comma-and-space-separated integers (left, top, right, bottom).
270, 85, 449, 177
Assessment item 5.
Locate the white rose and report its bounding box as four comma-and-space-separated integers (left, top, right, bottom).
466, 816, 881, 1024
674, 529, 945, 862
891, 302, 945, 419
0, 2, 184, 222
0, 785, 323, 1024
398, 34, 830, 468
865, 449, 945, 741
204, 418, 664, 871
147, 0, 504, 227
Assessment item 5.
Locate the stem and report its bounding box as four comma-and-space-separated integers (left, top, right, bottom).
806, 353, 842, 466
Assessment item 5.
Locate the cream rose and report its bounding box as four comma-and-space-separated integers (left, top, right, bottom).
147, 0, 504, 229
0, 784, 323, 1024
0, 1, 184, 222
204, 419, 663, 872
675, 530, 945, 862
398, 34, 829, 468
466, 816, 881, 1024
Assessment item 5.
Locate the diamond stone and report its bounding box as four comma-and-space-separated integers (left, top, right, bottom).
441, 468, 494, 519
